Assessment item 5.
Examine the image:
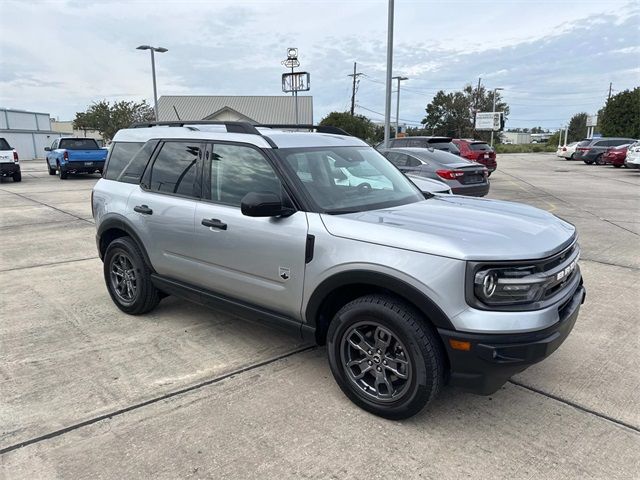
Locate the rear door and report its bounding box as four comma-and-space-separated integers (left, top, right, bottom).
127, 140, 202, 282
190, 142, 308, 318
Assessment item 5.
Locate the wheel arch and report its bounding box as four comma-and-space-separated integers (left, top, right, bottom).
97, 216, 154, 271
305, 270, 455, 345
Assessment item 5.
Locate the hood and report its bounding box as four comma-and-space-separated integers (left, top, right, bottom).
320, 196, 576, 261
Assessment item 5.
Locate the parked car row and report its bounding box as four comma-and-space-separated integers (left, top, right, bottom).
559, 137, 638, 166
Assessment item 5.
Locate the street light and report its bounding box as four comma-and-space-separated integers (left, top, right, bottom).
383, 0, 394, 148
490, 87, 504, 147
392, 75, 408, 137
136, 45, 168, 121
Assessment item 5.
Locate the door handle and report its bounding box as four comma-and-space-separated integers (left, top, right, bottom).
134, 205, 153, 215
201, 218, 227, 230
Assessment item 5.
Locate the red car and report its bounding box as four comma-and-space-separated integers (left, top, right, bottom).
452, 139, 497, 175
603, 144, 631, 168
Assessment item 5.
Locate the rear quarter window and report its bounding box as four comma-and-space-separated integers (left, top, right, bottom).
0, 138, 11, 150
104, 142, 146, 183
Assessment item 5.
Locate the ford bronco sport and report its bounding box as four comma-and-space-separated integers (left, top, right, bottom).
93, 121, 585, 419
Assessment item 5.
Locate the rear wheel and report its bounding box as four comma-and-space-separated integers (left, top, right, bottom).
583, 159, 594, 165
613, 164, 622, 168
327, 294, 445, 420
595, 154, 605, 165
12, 172, 21, 182
57, 163, 68, 179
104, 236, 160, 315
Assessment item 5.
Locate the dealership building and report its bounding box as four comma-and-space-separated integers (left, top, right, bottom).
157, 96, 313, 124
0, 108, 66, 160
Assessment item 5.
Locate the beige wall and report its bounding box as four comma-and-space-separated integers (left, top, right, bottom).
51, 121, 103, 142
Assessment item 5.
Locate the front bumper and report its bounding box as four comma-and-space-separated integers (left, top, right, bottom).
0, 162, 20, 176
438, 283, 586, 395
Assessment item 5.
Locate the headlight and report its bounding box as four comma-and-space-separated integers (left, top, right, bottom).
473, 266, 547, 306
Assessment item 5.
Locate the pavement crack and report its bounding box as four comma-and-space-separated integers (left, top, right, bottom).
0, 345, 316, 455
0, 189, 93, 225
0, 256, 99, 272
508, 379, 640, 434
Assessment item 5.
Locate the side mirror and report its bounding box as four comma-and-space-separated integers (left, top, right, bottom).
241, 192, 293, 217
44, 147, 51, 151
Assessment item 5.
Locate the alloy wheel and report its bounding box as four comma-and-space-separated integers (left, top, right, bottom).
340, 321, 412, 403
109, 253, 138, 303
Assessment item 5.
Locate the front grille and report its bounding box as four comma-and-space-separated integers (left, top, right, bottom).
538, 242, 580, 300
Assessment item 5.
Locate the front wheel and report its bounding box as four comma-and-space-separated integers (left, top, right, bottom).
583, 160, 594, 165
104, 237, 160, 315
327, 295, 445, 420
47, 160, 56, 175
613, 164, 622, 168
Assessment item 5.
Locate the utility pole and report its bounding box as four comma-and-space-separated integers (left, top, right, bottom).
392, 75, 408, 137
348, 62, 363, 115
607, 82, 613, 102
473, 77, 481, 136
383, 0, 394, 148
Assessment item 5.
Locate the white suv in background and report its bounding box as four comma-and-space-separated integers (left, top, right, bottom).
625, 141, 640, 169
0, 137, 21, 182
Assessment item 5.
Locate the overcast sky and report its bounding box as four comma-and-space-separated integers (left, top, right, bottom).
1, 0, 638, 129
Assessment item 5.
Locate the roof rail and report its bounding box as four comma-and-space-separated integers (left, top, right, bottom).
258, 124, 352, 136
129, 121, 261, 135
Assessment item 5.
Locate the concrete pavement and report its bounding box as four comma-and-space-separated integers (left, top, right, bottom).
1, 155, 638, 479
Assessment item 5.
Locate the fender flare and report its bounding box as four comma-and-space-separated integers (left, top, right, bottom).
305, 270, 455, 331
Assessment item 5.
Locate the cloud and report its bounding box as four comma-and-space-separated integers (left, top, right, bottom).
0, 0, 637, 129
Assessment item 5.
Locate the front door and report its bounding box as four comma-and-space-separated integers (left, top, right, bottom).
190, 142, 308, 319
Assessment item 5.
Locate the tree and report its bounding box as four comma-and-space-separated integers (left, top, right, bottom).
567, 112, 588, 143
319, 111, 377, 143
73, 100, 155, 142
421, 84, 509, 142
598, 87, 640, 139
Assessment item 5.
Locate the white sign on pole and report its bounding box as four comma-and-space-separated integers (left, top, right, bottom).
475, 112, 502, 131
282, 72, 310, 93
586, 115, 598, 127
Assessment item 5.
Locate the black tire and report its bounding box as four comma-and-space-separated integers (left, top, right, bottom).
595, 154, 605, 166
583, 159, 594, 165
58, 163, 68, 179
570, 153, 575, 160
47, 161, 56, 175
103, 236, 160, 315
12, 172, 21, 182
613, 164, 622, 168
326, 294, 445, 420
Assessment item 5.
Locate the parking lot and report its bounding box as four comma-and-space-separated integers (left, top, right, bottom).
1, 153, 639, 479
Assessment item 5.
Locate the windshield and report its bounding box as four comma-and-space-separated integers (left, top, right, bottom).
0, 138, 11, 150
59, 138, 100, 150
276, 146, 424, 213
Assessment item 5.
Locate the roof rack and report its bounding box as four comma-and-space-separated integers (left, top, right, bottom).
258, 124, 351, 136
130, 121, 261, 135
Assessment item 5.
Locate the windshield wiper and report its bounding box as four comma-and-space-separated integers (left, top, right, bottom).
324, 208, 360, 215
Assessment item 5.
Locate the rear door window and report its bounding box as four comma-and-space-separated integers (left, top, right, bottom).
146, 141, 201, 197
385, 152, 407, 167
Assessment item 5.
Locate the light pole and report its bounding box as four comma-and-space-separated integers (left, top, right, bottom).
383, 0, 394, 148
490, 87, 503, 147
136, 45, 168, 121
392, 75, 408, 137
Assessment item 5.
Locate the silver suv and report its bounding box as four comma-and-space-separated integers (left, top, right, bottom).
93, 121, 585, 419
